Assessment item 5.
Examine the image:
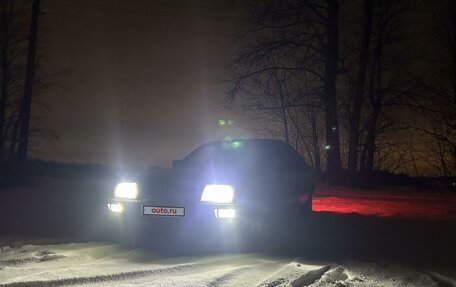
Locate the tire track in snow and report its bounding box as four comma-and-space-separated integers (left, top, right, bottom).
74, 259, 288, 287
0, 255, 66, 265
115, 259, 289, 287
0, 250, 67, 266
0, 261, 208, 287
290, 265, 332, 286
256, 262, 332, 287
423, 270, 456, 287
206, 265, 254, 286
204, 261, 286, 287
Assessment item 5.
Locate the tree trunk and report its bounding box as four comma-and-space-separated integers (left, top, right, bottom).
448, 1, 456, 105
0, 0, 12, 165
365, 97, 381, 186
364, 22, 384, 187
310, 112, 321, 175
16, 0, 40, 174
6, 111, 20, 170
347, 0, 374, 183
324, 0, 342, 183
279, 92, 289, 144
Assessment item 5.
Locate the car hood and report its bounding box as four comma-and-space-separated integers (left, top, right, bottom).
136, 167, 236, 202
134, 164, 314, 204
138, 166, 236, 186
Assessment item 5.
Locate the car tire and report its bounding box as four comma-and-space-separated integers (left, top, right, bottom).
241, 213, 290, 251
243, 194, 313, 253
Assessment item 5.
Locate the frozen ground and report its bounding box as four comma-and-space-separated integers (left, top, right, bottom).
0, 242, 454, 287
0, 178, 455, 286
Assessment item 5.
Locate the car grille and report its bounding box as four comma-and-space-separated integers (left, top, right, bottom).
141, 184, 201, 203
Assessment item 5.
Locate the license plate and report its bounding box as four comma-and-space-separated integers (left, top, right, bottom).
143, 206, 185, 216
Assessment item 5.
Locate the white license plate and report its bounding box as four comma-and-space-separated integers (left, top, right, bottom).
143, 206, 185, 216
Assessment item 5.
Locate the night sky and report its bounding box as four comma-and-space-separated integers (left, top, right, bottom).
36, 0, 249, 167
30, 0, 447, 173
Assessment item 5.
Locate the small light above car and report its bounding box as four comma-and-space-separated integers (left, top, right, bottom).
200, 184, 235, 203
114, 182, 138, 199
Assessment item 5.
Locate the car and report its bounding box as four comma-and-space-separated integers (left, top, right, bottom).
106, 139, 315, 248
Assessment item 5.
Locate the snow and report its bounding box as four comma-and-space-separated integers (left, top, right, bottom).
0, 179, 455, 286
313, 184, 456, 220
0, 242, 452, 286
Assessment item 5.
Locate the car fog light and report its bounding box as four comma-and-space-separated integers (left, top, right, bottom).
214, 208, 236, 218
107, 203, 124, 213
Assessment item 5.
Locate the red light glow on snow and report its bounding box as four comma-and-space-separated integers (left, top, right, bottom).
312, 185, 456, 220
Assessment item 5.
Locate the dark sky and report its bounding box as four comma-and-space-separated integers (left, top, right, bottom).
35, 0, 251, 167
31, 0, 445, 173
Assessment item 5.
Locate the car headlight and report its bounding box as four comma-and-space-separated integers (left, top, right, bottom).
114, 182, 138, 199
200, 184, 235, 203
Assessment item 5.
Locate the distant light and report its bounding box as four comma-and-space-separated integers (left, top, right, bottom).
222, 138, 242, 150
325, 145, 331, 150
231, 141, 243, 149
218, 119, 234, 127
332, 126, 337, 132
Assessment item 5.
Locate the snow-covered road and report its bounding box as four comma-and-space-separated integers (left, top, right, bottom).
0, 242, 454, 287
1, 181, 455, 286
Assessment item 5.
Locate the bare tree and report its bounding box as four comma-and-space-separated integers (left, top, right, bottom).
236, 69, 300, 144
287, 95, 324, 174
353, 0, 416, 184
347, 0, 374, 181
15, 0, 41, 174
0, 0, 29, 170
0, 0, 56, 184
227, 0, 342, 182
408, 0, 456, 176
226, 0, 453, 182
322, 0, 342, 182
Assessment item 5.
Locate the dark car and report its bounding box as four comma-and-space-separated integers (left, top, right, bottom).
106, 139, 315, 247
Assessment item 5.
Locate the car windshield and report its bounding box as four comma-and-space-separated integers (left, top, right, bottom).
182, 140, 309, 171
182, 141, 242, 166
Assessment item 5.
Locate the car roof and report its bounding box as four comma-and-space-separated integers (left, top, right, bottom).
202, 138, 288, 146
182, 138, 310, 170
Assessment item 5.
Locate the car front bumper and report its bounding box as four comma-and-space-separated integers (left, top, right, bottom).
106, 199, 242, 235
105, 196, 311, 247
